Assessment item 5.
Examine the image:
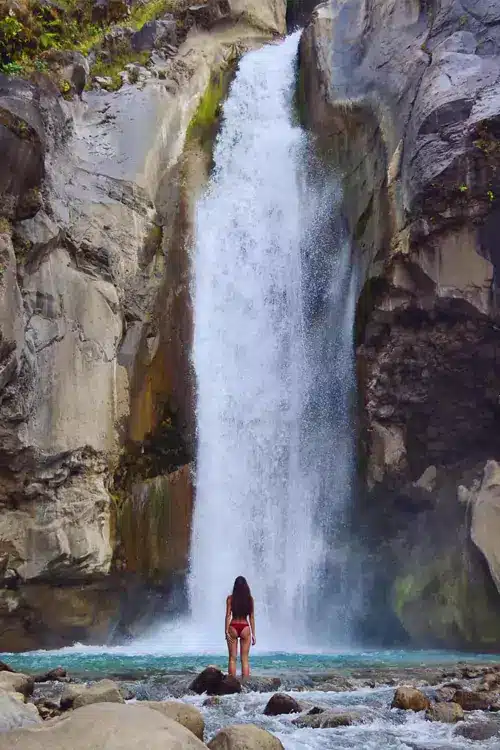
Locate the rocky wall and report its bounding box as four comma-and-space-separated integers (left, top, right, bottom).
0, 0, 286, 650
300, 0, 500, 648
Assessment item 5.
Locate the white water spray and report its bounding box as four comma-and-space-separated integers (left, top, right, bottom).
184, 31, 357, 652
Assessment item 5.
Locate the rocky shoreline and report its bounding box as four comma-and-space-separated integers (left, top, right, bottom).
0, 660, 500, 746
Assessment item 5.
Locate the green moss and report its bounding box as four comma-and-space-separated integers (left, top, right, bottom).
186, 61, 237, 156
89, 49, 150, 90
0, 218, 11, 235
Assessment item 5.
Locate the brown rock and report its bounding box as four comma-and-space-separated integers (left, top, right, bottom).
453, 689, 491, 711
435, 687, 456, 703
263, 693, 301, 716
391, 687, 430, 711
189, 667, 240, 696
425, 702, 464, 723
293, 711, 358, 728
131, 701, 204, 740
34, 667, 68, 683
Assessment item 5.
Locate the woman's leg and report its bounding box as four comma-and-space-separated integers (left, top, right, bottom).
227, 626, 238, 677
239, 626, 251, 677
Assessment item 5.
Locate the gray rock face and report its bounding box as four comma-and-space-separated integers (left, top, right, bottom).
300, 0, 500, 649
0, 1, 286, 651
0, 693, 41, 732
131, 18, 177, 52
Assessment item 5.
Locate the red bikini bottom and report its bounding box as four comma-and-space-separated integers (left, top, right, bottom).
230, 621, 249, 637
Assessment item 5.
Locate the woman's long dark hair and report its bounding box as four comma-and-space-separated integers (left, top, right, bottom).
231, 576, 253, 618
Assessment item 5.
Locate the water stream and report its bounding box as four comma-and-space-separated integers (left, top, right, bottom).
188, 31, 357, 652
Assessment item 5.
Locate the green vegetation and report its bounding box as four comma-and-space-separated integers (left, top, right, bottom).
0, 0, 189, 79
186, 59, 237, 155
90, 49, 150, 90
0, 217, 11, 234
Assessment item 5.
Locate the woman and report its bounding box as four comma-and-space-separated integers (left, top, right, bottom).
225, 576, 256, 677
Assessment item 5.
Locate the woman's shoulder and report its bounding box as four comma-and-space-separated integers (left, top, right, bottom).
227, 594, 232, 603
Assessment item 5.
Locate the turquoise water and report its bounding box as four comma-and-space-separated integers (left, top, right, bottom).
2, 648, 498, 677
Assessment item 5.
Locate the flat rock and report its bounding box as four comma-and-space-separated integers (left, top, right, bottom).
0, 702, 206, 750
241, 677, 281, 693
60, 679, 124, 710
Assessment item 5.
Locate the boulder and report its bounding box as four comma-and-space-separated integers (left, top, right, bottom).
43, 50, 90, 95
293, 711, 358, 729
133, 701, 204, 740
455, 720, 500, 741
425, 702, 464, 723
0, 692, 41, 731
0, 702, 207, 750
34, 667, 67, 684
263, 693, 301, 716
391, 687, 430, 712
131, 18, 177, 52
189, 667, 240, 695
452, 689, 491, 711
0, 672, 34, 698
208, 724, 284, 750
0, 662, 15, 673
60, 679, 124, 710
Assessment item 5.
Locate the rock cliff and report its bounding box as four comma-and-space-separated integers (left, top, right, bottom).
0, 0, 286, 650
300, 0, 500, 648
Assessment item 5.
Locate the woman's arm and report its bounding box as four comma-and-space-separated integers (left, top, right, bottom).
225, 596, 232, 639
250, 598, 256, 645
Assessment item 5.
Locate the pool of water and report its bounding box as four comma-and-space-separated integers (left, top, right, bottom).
2, 647, 498, 677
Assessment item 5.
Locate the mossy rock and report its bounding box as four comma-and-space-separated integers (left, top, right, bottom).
392, 551, 500, 649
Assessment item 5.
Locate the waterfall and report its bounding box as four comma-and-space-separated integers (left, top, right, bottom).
188, 31, 357, 652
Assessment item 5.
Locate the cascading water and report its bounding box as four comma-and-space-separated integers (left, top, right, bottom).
188, 31, 357, 652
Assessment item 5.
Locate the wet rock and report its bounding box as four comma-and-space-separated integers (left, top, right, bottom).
480, 672, 500, 691
452, 689, 491, 711
208, 724, 284, 750
0, 693, 41, 731
0, 661, 15, 673
189, 667, 240, 696
131, 18, 177, 52
434, 686, 456, 702
263, 693, 301, 716
60, 679, 125, 710
455, 720, 500, 741
202, 696, 221, 707
391, 687, 430, 712
34, 667, 68, 683
241, 676, 281, 693
425, 702, 464, 723
132, 701, 204, 740
293, 710, 359, 728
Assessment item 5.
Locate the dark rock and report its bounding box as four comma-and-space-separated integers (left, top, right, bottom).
241, 676, 281, 693
44, 51, 90, 96
453, 689, 491, 711
190, 667, 223, 695
263, 693, 301, 716
186, 0, 231, 29
391, 687, 430, 712
218, 675, 241, 695
131, 18, 177, 52
0, 661, 15, 673
455, 720, 500, 741
202, 696, 221, 707
91, 0, 131, 24
100, 27, 134, 57
34, 667, 67, 683
293, 710, 359, 728
425, 702, 464, 723
307, 706, 325, 715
